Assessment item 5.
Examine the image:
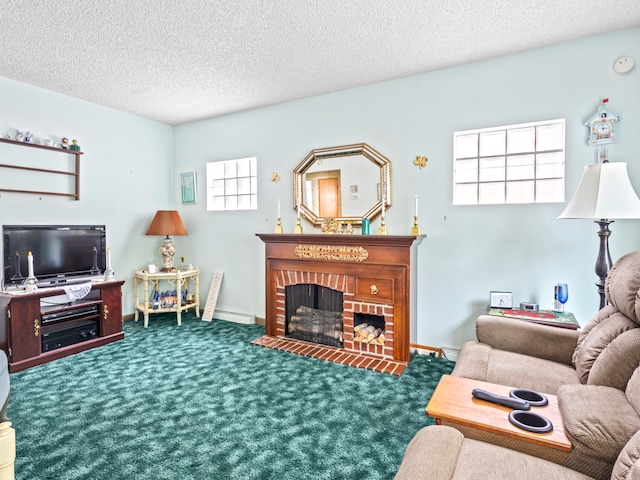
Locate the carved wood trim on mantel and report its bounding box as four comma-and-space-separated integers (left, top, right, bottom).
294, 244, 369, 262
256, 233, 425, 363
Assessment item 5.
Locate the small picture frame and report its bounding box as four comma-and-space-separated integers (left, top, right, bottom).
181, 171, 197, 204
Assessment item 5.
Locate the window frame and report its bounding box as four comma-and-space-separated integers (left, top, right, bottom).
453, 119, 565, 205
206, 156, 258, 211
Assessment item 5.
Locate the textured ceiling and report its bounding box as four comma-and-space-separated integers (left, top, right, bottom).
2, 1, 640, 125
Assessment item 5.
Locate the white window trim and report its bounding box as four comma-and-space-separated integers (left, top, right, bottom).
453, 119, 565, 205
206, 157, 258, 211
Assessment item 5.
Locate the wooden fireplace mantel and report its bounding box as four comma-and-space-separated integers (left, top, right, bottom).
256, 233, 425, 363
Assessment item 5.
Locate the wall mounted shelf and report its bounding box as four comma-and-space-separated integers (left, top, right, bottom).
0, 137, 84, 200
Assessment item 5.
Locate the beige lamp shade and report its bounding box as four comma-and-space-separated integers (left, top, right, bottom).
145, 210, 188, 236
558, 162, 640, 220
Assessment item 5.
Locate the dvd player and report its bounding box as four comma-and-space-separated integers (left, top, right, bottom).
41, 304, 99, 325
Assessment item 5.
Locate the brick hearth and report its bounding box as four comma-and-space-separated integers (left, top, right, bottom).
251, 335, 407, 375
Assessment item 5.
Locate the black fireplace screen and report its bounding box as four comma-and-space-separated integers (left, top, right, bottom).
285, 284, 343, 347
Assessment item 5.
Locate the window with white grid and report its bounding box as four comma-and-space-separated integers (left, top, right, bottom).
206, 157, 257, 211
453, 119, 565, 205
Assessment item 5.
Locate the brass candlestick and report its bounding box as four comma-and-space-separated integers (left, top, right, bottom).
410, 216, 421, 236
274, 218, 283, 233
294, 219, 303, 234
378, 217, 388, 235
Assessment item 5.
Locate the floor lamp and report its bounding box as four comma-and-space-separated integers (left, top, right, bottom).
558, 162, 640, 309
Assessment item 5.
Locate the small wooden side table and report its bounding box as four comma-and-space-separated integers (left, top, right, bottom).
134, 268, 200, 327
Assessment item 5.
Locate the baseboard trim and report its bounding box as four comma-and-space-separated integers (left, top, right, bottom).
122, 312, 260, 325
214, 310, 256, 324
410, 343, 443, 357
440, 347, 459, 362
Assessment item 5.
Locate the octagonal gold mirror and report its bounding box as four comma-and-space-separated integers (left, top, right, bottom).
293, 143, 392, 228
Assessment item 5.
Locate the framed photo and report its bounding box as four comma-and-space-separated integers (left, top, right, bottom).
181, 171, 197, 204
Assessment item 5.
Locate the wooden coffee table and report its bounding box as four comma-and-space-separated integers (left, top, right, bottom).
426, 375, 571, 462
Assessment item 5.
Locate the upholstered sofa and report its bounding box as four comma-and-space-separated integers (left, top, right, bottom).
445, 250, 640, 478
394, 424, 640, 480
0, 350, 15, 480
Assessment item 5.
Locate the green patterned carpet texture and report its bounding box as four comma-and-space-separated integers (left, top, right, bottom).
8, 313, 454, 480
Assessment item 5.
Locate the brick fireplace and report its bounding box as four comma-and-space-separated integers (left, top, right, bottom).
276, 269, 394, 358
254, 234, 424, 374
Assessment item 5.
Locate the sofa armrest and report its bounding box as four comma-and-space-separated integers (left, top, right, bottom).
476, 315, 580, 365
394, 426, 463, 480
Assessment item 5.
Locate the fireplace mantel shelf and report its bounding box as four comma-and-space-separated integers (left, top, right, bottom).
256, 233, 425, 247
256, 233, 425, 367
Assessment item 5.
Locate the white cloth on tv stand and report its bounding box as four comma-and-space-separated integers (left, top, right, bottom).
62, 282, 92, 301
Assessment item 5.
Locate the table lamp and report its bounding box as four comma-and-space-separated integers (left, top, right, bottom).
145, 210, 188, 271
558, 162, 640, 309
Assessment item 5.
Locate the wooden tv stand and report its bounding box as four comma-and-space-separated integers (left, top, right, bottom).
0, 280, 125, 373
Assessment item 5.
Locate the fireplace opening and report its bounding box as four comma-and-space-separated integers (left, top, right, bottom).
285, 284, 343, 347
354, 312, 385, 344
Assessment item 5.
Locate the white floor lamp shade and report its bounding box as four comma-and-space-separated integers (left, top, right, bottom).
558, 162, 640, 308
558, 162, 640, 220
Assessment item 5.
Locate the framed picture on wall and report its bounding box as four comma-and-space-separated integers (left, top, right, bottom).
181, 171, 197, 204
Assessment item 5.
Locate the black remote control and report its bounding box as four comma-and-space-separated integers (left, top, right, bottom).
472, 388, 531, 410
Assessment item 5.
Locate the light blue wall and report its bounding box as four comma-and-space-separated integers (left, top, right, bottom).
0, 76, 174, 312
1, 28, 638, 351
174, 27, 640, 351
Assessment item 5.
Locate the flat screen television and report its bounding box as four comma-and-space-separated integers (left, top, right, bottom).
2, 225, 106, 288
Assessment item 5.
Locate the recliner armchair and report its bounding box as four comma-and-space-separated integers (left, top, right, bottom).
452, 249, 640, 396
446, 250, 640, 478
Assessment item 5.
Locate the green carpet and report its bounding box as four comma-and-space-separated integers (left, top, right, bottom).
8, 313, 454, 480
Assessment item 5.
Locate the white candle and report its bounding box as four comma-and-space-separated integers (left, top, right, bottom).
106, 248, 112, 269
28, 251, 34, 277
277, 198, 281, 218
414, 194, 419, 217
297, 199, 301, 219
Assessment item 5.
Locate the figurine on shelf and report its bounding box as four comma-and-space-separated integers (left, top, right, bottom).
70, 139, 81, 151
61, 137, 69, 149
24, 132, 33, 143
152, 289, 160, 310
15, 130, 24, 142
